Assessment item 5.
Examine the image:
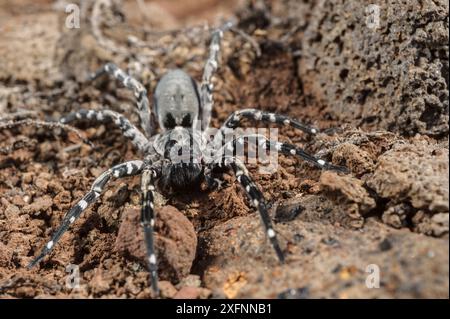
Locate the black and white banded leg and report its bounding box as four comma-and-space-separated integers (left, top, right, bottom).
61, 109, 149, 152
140, 167, 159, 294
228, 160, 285, 263
217, 134, 348, 173
28, 160, 144, 268
222, 108, 319, 135
200, 22, 233, 130
264, 139, 349, 173
89, 63, 153, 137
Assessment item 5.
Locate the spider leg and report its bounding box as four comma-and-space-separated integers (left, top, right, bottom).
200, 22, 233, 130
203, 165, 228, 190
216, 134, 348, 173
222, 108, 320, 135
89, 63, 153, 137
140, 167, 159, 295
61, 109, 149, 152
28, 160, 144, 268
265, 139, 349, 173
227, 159, 285, 262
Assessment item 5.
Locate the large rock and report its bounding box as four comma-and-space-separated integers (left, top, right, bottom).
275, 0, 449, 137
367, 136, 449, 235
113, 206, 197, 283
200, 215, 449, 298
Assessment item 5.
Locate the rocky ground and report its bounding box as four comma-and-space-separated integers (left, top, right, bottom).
0, 0, 448, 298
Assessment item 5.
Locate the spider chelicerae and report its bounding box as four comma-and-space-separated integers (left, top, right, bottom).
27, 22, 348, 295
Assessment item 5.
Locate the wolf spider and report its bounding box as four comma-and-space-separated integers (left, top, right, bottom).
28, 22, 347, 295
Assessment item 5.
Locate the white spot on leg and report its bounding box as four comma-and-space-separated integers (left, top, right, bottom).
79, 200, 88, 210
127, 163, 134, 174
311, 128, 318, 134
245, 185, 251, 192
150, 219, 155, 227
290, 149, 296, 155
46, 240, 54, 250
276, 142, 282, 151
253, 199, 259, 206
69, 216, 76, 224
283, 119, 290, 125
113, 170, 121, 178
87, 110, 95, 119
211, 43, 220, 52
261, 142, 267, 150
149, 254, 156, 264
269, 114, 276, 122
317, 159, 326, 166
96, 112, 104, 121
210, 60, 218, 69
267, 229, 276, 238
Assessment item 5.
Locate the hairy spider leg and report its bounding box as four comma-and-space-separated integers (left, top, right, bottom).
61, 109, 149, 152
200, 22, 233, 130
222, 108, 320, 135
89, 63, 153, 137
228, 160, 285, 262
140, 168, 159, 295
215, 134, 348, 173
28, 160, 144, 268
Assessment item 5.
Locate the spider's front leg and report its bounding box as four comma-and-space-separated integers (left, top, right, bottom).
28, 160, 144, 268
61, 109, 149, 152
89, 63, 153, 137
218, 134, 348, 173
222, 108, 320, 135
207, 159, 285, 263
140, 167, 160, 295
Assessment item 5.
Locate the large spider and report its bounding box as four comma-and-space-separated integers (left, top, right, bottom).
28, 22, 348, 295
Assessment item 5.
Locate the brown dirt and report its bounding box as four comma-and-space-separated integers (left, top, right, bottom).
0, 0, 448, 299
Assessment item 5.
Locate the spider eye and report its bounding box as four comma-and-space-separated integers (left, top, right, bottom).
181, 114, 192, 127
164, 113, 176, 129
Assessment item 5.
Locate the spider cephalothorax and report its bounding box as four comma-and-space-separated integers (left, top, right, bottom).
28, 22, 348, 295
